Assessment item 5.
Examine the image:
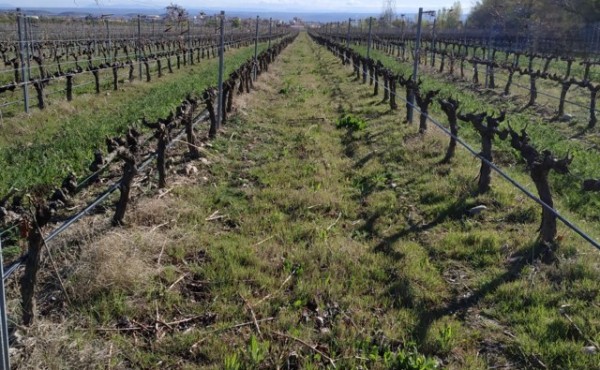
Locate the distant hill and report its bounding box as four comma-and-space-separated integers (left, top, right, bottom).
57, 11, 91, 17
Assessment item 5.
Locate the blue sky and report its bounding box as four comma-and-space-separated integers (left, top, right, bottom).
14, 0, 470, 13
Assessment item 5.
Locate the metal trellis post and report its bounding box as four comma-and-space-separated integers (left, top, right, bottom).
431, 17, 436, 66
253, 15, 259, 81
188, 19, 192, 64
106, 18, 111, 63
595, 24, 600, 56
367, 17, 373, 59
400, 15, 405, 44
138, 15, 142, 81
346, 18, 351, 47
216, 11, 225, 130
0, 239, 9, 370
25, 16, 32, 80
485, 23, 493, 88
93, 17, 97, 56
268, 17, 272, 48
16, 8, 29, 113
409, 8, 425, 124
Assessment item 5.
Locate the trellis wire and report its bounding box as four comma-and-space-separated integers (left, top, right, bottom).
0, 36, 281, 112
357, 39, 600, 115
2, 109, 209, 281
324, 38, 600, 252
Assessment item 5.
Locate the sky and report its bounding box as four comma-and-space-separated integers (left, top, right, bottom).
8, 0, 470, 14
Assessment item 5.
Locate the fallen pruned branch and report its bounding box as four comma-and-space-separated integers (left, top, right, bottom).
270, 330, 337, 368
239, 293, 262, 337
190, 317, 275, 350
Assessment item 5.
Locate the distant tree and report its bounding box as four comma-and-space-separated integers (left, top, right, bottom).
437, 1, 462, 30
468, 0, 514, 29
165, 3, 188, 24
203, 15, 218, 28
467, 0, 597, 30
380, 0, 395, 28
165, 3, 188, 35
231, 17, 241, 28
551, 0, 600, 23
464, 0, 590, 55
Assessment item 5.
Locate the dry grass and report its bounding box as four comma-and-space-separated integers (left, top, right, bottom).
129, 197, 175, 227
8, 201, 182, 368
11, 321, 112, 370
68, 231, 159, 302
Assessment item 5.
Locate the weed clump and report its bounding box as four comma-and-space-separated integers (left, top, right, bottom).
336, 114, 367, 131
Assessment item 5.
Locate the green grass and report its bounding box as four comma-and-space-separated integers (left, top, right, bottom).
10, 32, 600, 370
0, 41, 273, 196
347, 43, 600, 241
